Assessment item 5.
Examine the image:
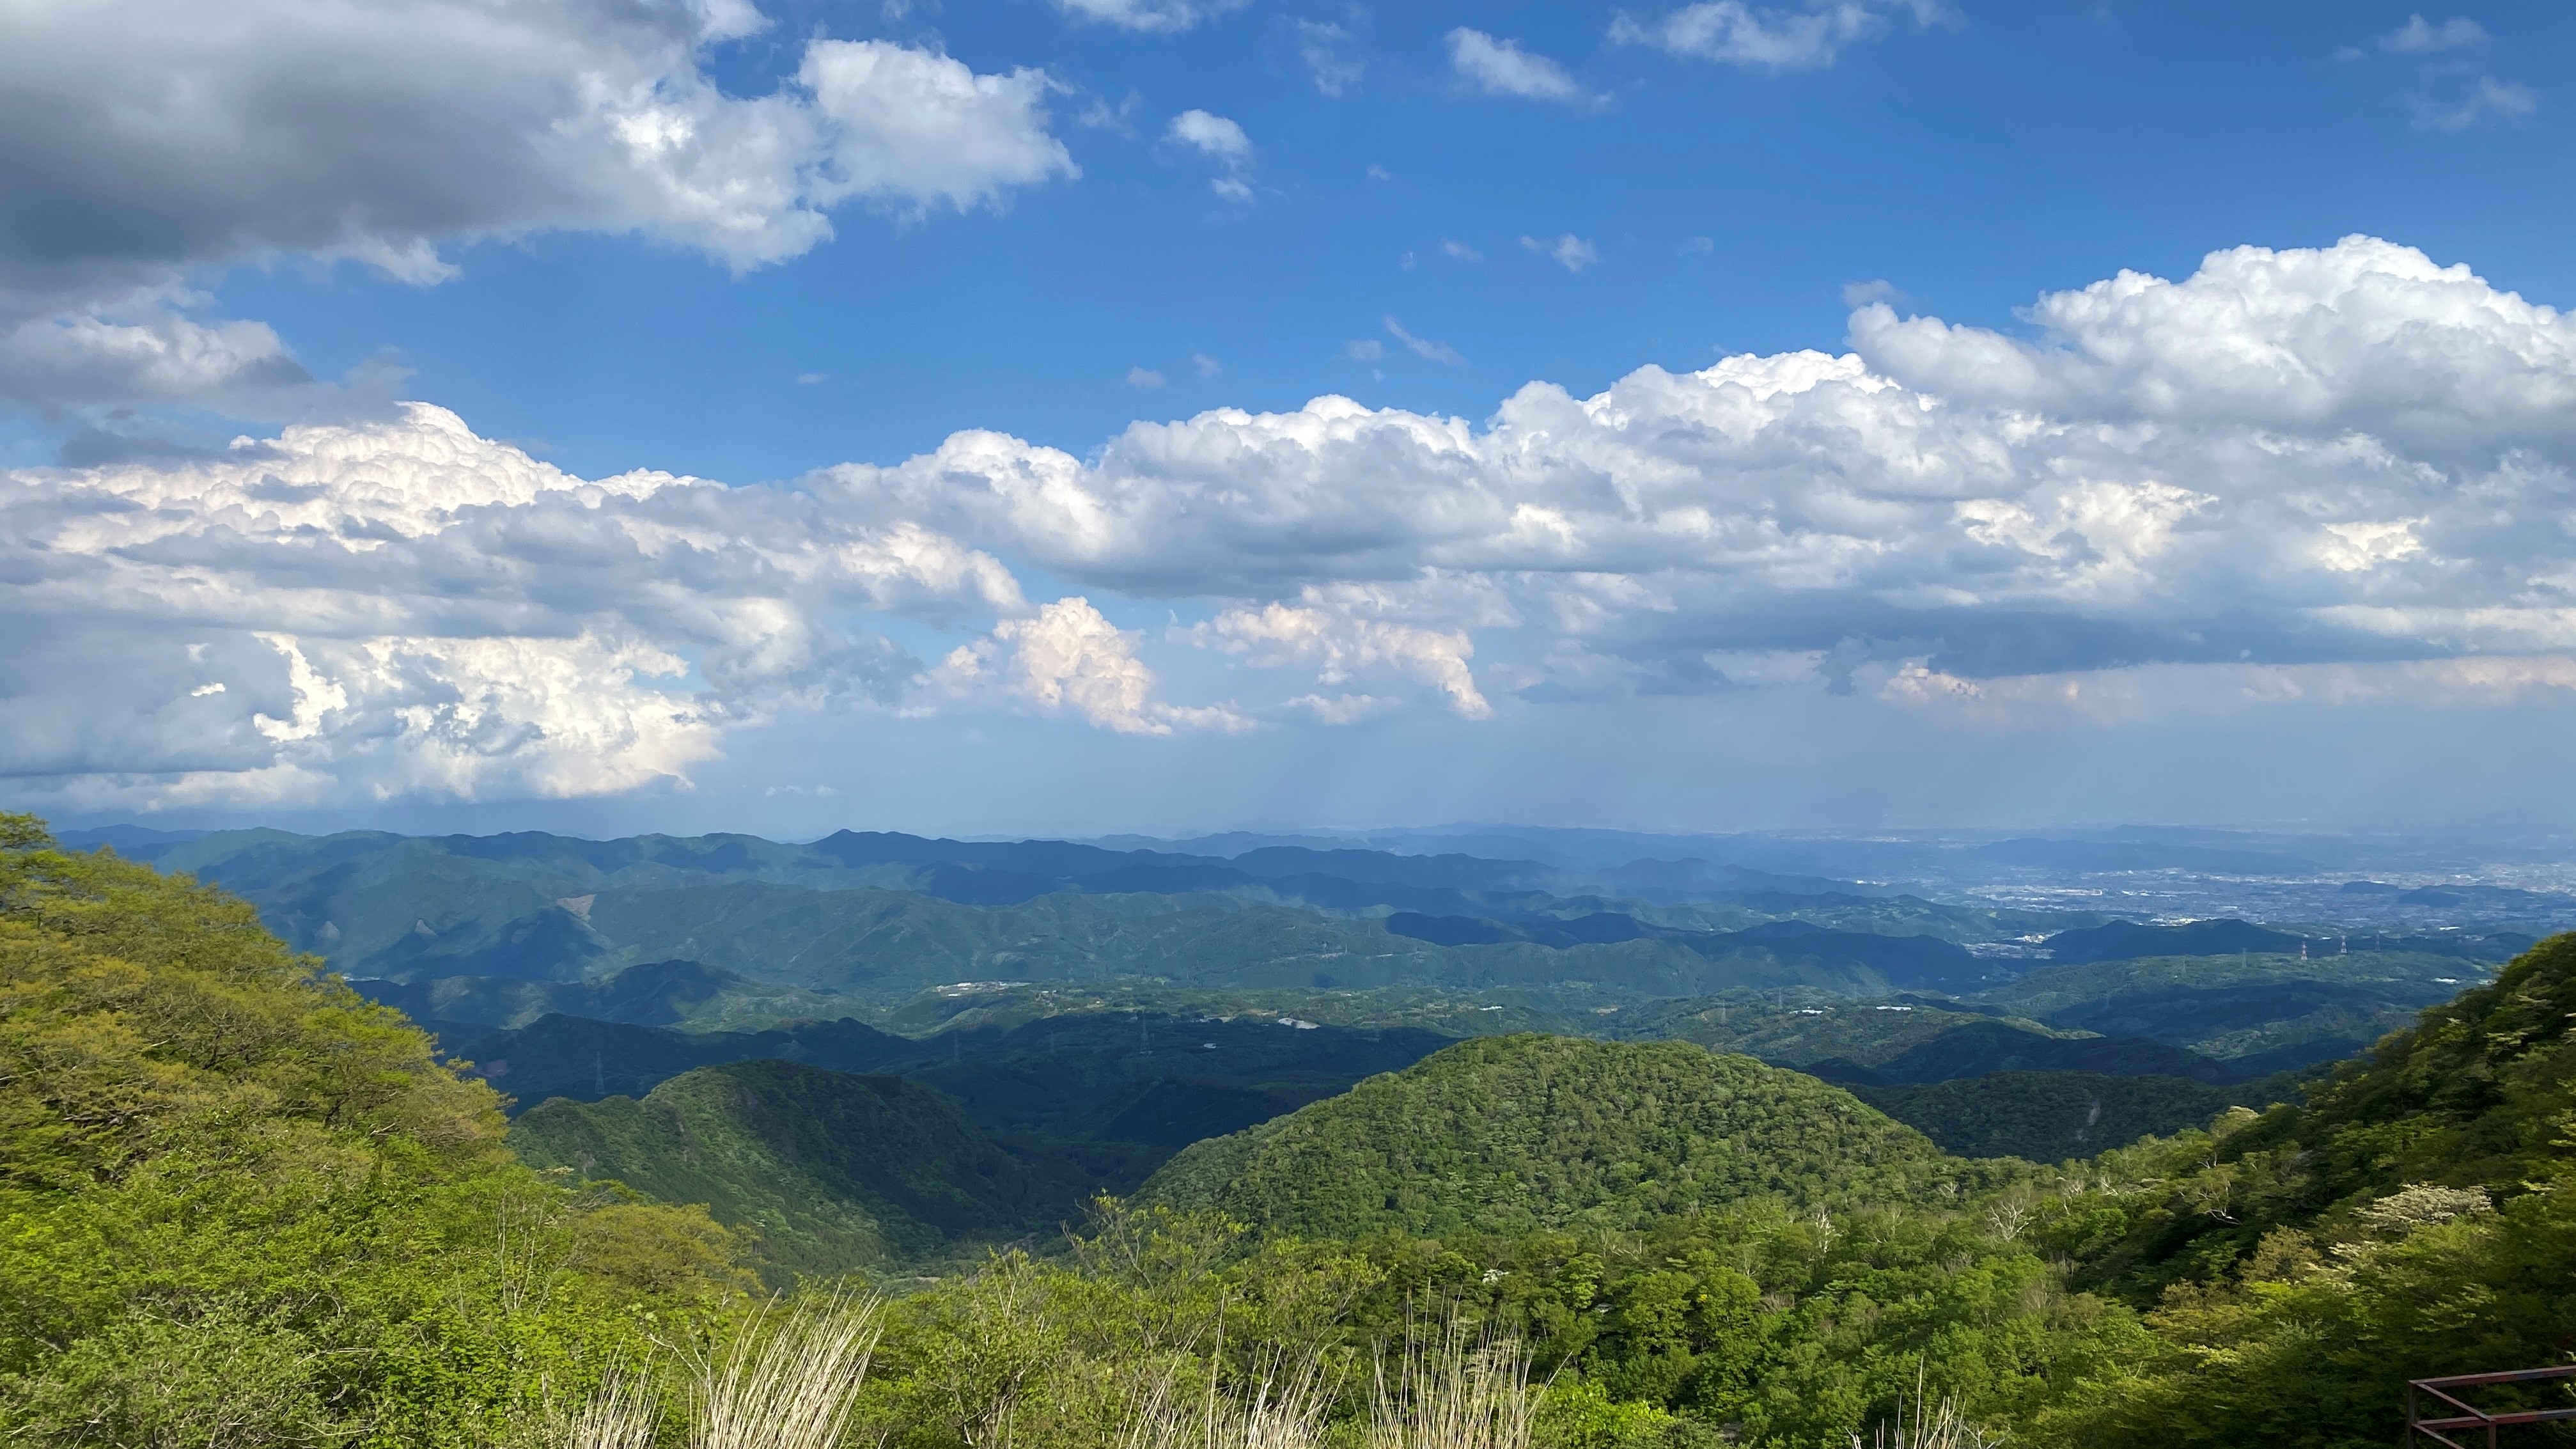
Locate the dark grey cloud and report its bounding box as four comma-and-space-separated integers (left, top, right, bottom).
0, 0, 1075, 411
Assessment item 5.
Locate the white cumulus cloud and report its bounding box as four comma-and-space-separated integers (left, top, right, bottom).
20, 235, 2576, 808
946, 598, 1244, 734
0, 403, 1030, 805
1847, 235, 2576, 459
1447, 29, 1583, 102
1162, 109, 1254, 201
1165, 109, 1253, 163
1205, 600, 1493, 717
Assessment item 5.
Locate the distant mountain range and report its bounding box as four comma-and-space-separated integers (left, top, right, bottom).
47, 820, 2536, 1258
66, 825, 2099, 999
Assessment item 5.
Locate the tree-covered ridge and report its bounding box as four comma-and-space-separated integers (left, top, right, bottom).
2051, 932, 2576, 1297
83, 824, 2105, 1002
361, 957, 853, 1033
1141, 1035, 2010, 1239
0, 815, 749, 1444
1852, 1071, 2278, 1162
452, 1011, 919, 1109
2018, 932, 2576, 1446
1981, 947, 2504, 1077
510, 1061, 1085, 1282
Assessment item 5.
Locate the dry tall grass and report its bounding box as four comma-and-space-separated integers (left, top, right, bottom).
1114, 1313, 1536, 1449
1368, 1320, 1538, 1449
560, 1301, 1560, 1449
560, 1295, 880, 1449
1116, 1353, 1335, 1449
1853, 1393, 1999, 1449
561, 1368, 658, 1449
692, 1294, 882, 1449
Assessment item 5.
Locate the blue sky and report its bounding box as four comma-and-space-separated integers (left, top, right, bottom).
5, 0, 2576, 836
174, 0, 2576, 483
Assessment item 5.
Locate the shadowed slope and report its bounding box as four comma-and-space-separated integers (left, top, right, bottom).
510, 1060, 1078, 1280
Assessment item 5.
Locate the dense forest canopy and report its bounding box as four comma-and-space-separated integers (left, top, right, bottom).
1139, 1036, 2003, 1237
1, 815, 2570, 1448
0, 815, 749, 1445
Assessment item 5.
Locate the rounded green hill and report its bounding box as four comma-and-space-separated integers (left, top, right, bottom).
1139, 1033, 1990, 1238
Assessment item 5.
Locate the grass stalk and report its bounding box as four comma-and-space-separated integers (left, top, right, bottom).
1368, 1317, 1536, 1449
562, 1367, 659, 1449
689, 1292, 882, 1449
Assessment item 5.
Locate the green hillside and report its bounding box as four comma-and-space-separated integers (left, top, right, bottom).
1629, 994, 2232, 1083
1855, 1070, 2284, 1160
2029, 932, 2576, 1446
0, 817, 745, 1443
1141, 1034, 2002, 1237
480, 1005, 1454, 1198
448, 1011, 916, 1108
1981, 950, 2503, 1076
14, 815, 2576, 1449
2052, 932, 2576, 1297
358, 957, 850, 1031
510, 1060, 1079, 1281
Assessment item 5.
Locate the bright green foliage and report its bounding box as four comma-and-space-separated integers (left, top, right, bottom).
849, 1202, 1390, 1449
834, 1196, 2146, 1449
1141, 1036, 2014, 1238
510, 1061, 1089, 1282
0, 815, 751, 1445
2039, 932, 2576, 1297
2024, 932, 2576, 1446
1347, 1206, 2153, 1448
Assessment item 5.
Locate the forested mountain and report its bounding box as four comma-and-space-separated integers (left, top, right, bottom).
510, 1061, 1075, 1281
1984, 947, 2499, 1075
57, 825, 2088, 996
0, 817, 747, 1443
1626, 994, 2241, 1083
357, 957, 848, 1031
446, 1011, 918, 1104
460, 1004, 1455, 1193
8, 816, 2575, 1448
70, 824, 1878, 911
1851, 1072, 2268, 1161
1141, 1035, 2004, 1237
2018, 932, 2576, 1446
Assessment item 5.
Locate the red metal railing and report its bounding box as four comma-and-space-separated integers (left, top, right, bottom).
2406, 1366, 2576, 1448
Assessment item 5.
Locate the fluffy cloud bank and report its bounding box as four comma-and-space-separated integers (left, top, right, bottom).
11, 236, 2576, 806
0, 0, 1073, 411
